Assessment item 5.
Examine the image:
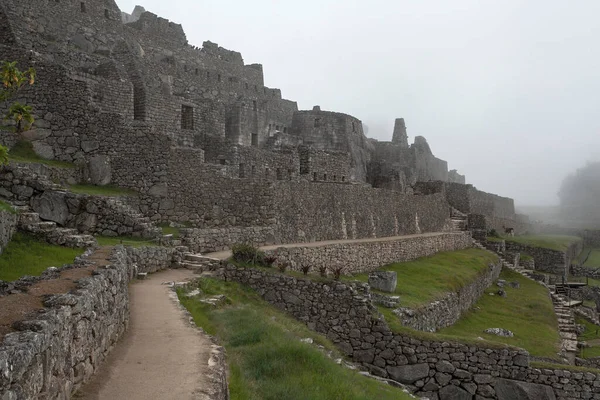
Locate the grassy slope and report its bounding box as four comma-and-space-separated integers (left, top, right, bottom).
576, 317, 600, 359
0, 232, 84, 281
178, 279, 414, 400
439, 269, 560, 359
346, 248, 498, 308
504, 234, 582, 252
584, 249, 600, 267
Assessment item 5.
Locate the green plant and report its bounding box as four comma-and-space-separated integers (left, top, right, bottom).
264, 255, 277, 267
333, 266, 344, 280
301, 264, 311, 276
277, 262, 288, 273
231, 243, 265, 265
488, 229, 500, 238
1, 61, 36, 135
319, 266, 327, 277
0, 144, 8, 167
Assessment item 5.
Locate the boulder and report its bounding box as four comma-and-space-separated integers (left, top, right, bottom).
495, 378, 556, 400
21, 129, 51, 141
87, 155, 111, 185
31, 191, 70, 226
32, 141, 55, 159
484, 328, 514, 337
386, 363, 429, 384
368, 271, 397, 293
438, 384, 472, 400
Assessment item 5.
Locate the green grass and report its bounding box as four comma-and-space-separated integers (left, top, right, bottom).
95, 236, 156, 248
159, 223, 180, 238
584, 249, 600, 267
178, 278, 415, 400
0, 232, 84, 281
345, 249, 498, 308
68, 184, 138, 197
8, 140, 75, 168
576, 317, 600, 341
0, 200, 15, 214
439, 269, 561, 359
504, 234, 582, 252
520, 253, 533, 262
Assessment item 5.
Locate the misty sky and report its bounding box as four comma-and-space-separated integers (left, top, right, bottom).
116, 0, 600, 207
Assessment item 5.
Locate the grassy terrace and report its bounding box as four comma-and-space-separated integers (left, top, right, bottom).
95, 235, 156, 248
584, 249, 600, 267
0, 232, 84, 281
439, 269, 560, 359
8, 140, 75, 168
345, 248, 498, 308
577, 317, 600, 359
68, 184, 138, 197
178, 279, 414, 400
503, 234, 582, 252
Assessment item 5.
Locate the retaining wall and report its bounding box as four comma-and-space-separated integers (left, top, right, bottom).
394, 257, 502, 332
0, 208, 17, 254
266, 232, 473, 275
217, 264, 595, 400
505, 240, 583, 277
0, 245, 183, 399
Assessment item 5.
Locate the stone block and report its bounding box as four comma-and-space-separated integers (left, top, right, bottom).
386, 363, 429, 384
495, 378, 556, 400
87, 155, 111, 185
31, 191, 70, 226
438, 384, 473, 400
368, 271, 397, 293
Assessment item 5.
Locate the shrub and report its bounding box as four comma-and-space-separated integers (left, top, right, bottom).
277, 262, 288, 273
319, 266, 328, 277
488, 229, 500, 238
264, 255, 277, 267
232, 243, 265, 265
333, 267, 344, 281
301, 264, 311, 276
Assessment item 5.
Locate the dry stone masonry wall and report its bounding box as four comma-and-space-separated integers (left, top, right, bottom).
217, 264, 596, 400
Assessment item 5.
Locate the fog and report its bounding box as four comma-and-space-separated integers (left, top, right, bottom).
116, 0, 600, 207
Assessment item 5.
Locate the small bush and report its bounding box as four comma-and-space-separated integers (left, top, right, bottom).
488, 229, 500, 238
319, 266, 328, 277
301, 264, 311, 276
232, 243, 265, 265
264, 255, 277, 267
333, 267, 344, 281
277, 262, 288, 273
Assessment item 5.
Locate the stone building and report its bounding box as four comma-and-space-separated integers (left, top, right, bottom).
0, 0, 522, 244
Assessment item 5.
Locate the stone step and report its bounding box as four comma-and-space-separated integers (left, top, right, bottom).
185, 254, 207, 263
19, 212, 40, 224
24, 221, 58, 232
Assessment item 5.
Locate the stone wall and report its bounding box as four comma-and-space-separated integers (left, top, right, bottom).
504, 240, 583, 277
179, 226, 276, 253
0, 247, 132, 398
394, 257, 501, 332
0, 244, 188, 399
267, 232, 473, 275
216, 264, 590, 400
0, 208, 16, 255
0, 163, 159, 238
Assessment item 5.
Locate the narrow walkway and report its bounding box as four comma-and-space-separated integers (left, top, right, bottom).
77, 269, 217, 400
206, 231, 464, 260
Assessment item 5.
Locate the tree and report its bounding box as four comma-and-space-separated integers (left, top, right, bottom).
1, 61, 36, 134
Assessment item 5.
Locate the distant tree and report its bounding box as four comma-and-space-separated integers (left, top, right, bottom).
1, 61, 36, 134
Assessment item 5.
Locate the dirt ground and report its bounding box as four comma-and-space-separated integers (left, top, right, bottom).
76, 269, 216, 400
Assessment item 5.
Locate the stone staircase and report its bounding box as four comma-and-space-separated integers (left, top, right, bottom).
180, 253, 222, 273
105, 198, 162, 238
473, 239, 579, 361
446, 207, 468, 232
16, 207, 96, 248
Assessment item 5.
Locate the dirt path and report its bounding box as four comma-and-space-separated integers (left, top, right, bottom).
77, 269, 218, 400
205, 231, 459, 260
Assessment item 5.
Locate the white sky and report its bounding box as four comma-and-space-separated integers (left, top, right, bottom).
116, 0, 600, 207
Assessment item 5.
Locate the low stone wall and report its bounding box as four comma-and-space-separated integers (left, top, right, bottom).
394, 258, 502, 332
0, 245, 182, 399
0, 247, 131, 398
11, 161, 83, 186
505, 240, 583, 278
0, 208, 17, 254
571, 265, 600, 279
266, 232, 473, 275
179, 226, 276, 253
217, 263, 600, 399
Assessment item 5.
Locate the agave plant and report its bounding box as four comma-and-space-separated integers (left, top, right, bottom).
5, 102, 34, 133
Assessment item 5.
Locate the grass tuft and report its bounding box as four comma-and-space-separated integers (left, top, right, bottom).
0, 200, 16, 214
0, 232, 84, 281
178, 278, 415, 400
